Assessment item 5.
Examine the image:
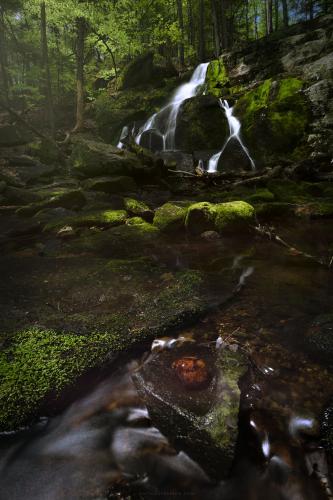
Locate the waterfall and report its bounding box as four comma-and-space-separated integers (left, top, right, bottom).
207, 99, 255, 173
135, 62, 209, 151
117, 125, 129, 149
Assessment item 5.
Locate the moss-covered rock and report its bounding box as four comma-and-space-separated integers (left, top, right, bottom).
247, 188, 275, 202
16, 189, 86, 216
206, 58, 229, 97
234, 77, 310, 163
176, 95, 228, 151
214, 201, 255, 233
121, 52, 177, 90
70, 138, 141, 178
44, 209, 127, 232
0, 256, 213, 430
3, 186, 42, 206
185, 202, 217, 235
69, 220, 161, 258
124, 197, 154, 221
154, 202, 188, 233
83, 175, 137, 193
133, 343, 248, 479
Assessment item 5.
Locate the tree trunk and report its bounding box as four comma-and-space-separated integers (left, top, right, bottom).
40, 1, 55, 136
274, 0, 279, 30
220, 0, 228, 50
176, 0, 185, 67
187, 0, 195, 49
245, 0, 250, 40
281, 0, 289, 27
254, 2, 259, 39
73, 17, 85, 132
211, 0, 221, 56
0, 7, 9, 102
266, 0, 273, 34
309, 0, 314, 20
198, 0, 206, 62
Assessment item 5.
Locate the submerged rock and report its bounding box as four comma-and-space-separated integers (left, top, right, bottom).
133, 343, 248, 479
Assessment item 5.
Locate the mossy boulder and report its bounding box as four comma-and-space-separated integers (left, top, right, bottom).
0, 255, 213, 430
234, 77, 310, 163
246, 188, 275, 202
124, 197, 154, 221
44, 209, 127, 232
176, 95, 228, 151
133, 342, 248, 479
121, 52, 177, 90
69, 220, 161, 258
3, 186, 42, 206
83, 176, 137, 194
214, 201, 255, 233
16, 189, 86, 216
185, 202, 217, 235
206, 58, 229, 97
70, 138, 141, 178
153, 202, 188, 233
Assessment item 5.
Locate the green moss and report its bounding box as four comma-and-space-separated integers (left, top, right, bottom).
44, 209, 127, 232
16, 189, 86, 216
185, 202, 217, 235
126, 216, 146, 225
214, 201, 255, 233
154, 202, 188, 232
234, 77, 309, 158
0, 327, 119, 429
206, 59, 229, 97
247, 189, 275, 202
124, 197, 153, 220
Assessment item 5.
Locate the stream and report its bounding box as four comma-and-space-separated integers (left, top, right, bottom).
1, 218, 333, 500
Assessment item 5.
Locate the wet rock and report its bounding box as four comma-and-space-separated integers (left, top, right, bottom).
139, 129, 164, 152
153, 202, 188, 233
133, 343, 248, 479
200, 230, 220, 241
321, 398, 333, 455
1, 162, 56, 186
176, 95, 228, 152
3, 186, 42, 206
121, 52, 177, 90
83, 176, 137, 194
304, 314, 333, 363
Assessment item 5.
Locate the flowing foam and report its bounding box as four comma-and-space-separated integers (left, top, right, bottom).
208, 99, 255, 173
135, 63, 209, 151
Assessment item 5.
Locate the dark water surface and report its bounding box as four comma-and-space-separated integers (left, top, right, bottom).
1, 219, 333, 499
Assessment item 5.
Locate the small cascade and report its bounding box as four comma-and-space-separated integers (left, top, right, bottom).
135, 62, 209, 151
117, 125, 129, 149
207, 99, 255, 173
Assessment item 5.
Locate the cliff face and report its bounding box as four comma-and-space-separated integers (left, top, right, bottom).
207, 14, 333, 166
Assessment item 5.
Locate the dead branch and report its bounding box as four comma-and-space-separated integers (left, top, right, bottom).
254, 224, 327, 268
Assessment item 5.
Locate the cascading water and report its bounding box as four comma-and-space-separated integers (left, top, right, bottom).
135, 62, 209, 151
207, 99, 255, 173
117, 125, 129, 149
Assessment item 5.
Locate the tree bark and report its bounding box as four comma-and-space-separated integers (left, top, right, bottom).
198, 0, 206, 62
266, 0, 273, 34
176, 0, 185, 67
211, 0, 221, 56
0, 7, 9, 102
274, 0, 279, 30
73, 17, 85, 132
308, 0, 314, 20
220, 0, 228, 49
281, 0, 289, 27
40, 2, 55, 136
245, 0, 250, 40
187, 0, 195, 49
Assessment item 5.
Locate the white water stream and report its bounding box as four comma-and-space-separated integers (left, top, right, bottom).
135, 63, 209, 151
207, 99, 255, 173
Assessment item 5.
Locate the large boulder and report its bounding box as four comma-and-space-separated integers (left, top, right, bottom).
234, 77, 311, 164
70, 138, 141, 178
0, 125, 32, 147
133, 342, 248, 479
176, 95, 228, 152
121, 52, 177, 90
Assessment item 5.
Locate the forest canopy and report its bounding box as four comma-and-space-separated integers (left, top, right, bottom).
0, 0, 332, 134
